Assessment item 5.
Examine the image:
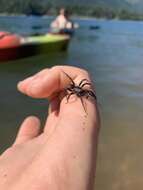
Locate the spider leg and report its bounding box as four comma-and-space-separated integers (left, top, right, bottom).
88, 90, 97, 100
80, 97, 87, 114
79, 79, 89, 87
66, 92, 74, 103
62, 71, 75, 86
80, 82, 92, 88
66, 87, 73, 92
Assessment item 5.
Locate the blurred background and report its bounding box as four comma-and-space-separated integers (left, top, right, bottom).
0, 1, 143, 190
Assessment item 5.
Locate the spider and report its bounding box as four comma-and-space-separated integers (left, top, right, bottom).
63, 71, 97, 113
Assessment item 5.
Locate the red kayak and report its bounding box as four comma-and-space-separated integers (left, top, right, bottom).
0, 31, 70, 62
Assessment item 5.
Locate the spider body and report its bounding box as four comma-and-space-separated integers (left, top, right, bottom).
63, 72, 96, 113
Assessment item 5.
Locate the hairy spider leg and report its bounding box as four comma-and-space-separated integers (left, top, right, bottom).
66, 87, 73, 92
66, 93, 87, 114
88, 90, 97, 100
63, 71, 75, 86
79, 79, 89, 87
66, 92, 75, 103
80, 82, 92, 88
80, 97, 87, 113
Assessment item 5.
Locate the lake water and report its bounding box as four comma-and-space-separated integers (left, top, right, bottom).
0, 16, 143, 190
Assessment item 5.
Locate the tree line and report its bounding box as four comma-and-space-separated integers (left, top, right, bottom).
0, 0, 143, 21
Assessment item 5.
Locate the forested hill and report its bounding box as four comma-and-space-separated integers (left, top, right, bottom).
0, 0, 143, 20
50, 0, 143, 11
44, 0, 131, 8
50, 0, 143, 13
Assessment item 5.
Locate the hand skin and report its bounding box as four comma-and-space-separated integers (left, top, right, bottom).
0, 66, 100, 190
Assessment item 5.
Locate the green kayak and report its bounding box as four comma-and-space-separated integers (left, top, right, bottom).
0, 33, 70, 62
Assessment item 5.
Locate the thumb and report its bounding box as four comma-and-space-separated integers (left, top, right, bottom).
17, 66, 89, 99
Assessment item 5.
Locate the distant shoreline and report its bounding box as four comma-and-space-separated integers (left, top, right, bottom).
0, 13, 26, 17
0, 13, 101, 20
0, 13, 142, 22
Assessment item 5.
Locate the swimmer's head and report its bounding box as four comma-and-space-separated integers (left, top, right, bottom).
59, 8, 70, 18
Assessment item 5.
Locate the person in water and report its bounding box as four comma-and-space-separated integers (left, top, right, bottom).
0, 66, 100, 190
51, 8, 74, 34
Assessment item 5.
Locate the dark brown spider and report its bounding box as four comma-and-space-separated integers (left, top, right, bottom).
63, 71, 97, 113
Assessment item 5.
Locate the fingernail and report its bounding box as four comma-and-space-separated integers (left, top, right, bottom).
17, 81, 23, 88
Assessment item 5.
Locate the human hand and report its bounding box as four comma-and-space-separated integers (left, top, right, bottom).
0, 66, 100, 190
